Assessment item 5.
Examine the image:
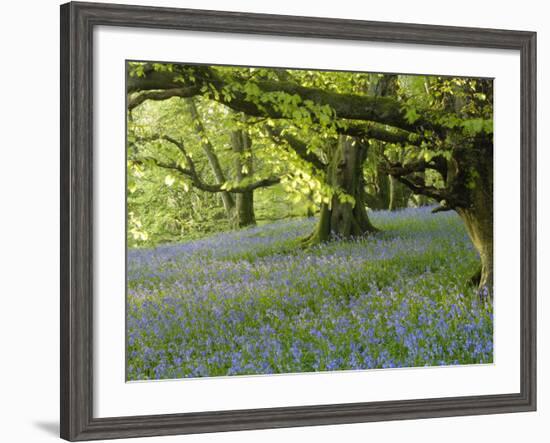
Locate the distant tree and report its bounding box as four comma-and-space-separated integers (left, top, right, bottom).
129, 97, 280, 230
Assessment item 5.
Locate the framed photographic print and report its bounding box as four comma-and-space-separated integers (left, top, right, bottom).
60, 1, 537, 441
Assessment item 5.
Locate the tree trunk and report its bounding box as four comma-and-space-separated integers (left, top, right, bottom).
388, 175, 396, 211
457, 204, 493, 297
329, 136, 378, 237
303, 203, 331, 244
236, 191, 255, 228
389, 175, 413, 210
452, 138, 493, 297
306, 190, 315, 217
304, 136, 377, 246
185, 99, 236, 217
364, 164, 389, 210
231, 129, 256, 228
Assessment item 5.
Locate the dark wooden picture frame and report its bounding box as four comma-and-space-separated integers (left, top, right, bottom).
60, 1, 537, 441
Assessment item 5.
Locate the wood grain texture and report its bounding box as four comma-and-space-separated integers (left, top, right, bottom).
60, 2, 537, 441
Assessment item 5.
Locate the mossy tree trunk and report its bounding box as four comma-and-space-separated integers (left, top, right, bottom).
236, 191, 255, 228
230, 129, 256, 228
453, 142, 493, 296
457, 203, 493, 295
304, 135, 377, 246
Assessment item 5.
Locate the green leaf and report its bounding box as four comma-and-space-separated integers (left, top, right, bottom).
164, 175, 175, 187
405, 108, 420, 124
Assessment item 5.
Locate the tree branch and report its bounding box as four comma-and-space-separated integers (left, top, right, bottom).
265, 126, 326, 171
128, 86, 201, 110
127, 64, 433, 132
131, 134, 280, 194
342, 121, 420, 144
383, 154, 447, 177
393, 175, 448, 202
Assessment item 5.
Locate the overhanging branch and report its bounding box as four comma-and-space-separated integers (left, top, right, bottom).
127, 64, 435, 133
128, 86, 201, 110
131, 134, 280, 194
393, 175, 448, 202
265, 127, 326, 171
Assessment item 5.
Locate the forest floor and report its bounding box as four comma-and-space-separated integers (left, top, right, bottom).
127, 206, 493, 381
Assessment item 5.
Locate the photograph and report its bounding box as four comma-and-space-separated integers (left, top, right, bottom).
126, 61, 494, 381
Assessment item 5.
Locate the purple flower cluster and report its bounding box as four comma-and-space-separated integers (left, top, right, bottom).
127, 207, 493, 380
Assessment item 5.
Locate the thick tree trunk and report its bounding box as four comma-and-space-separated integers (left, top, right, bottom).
457, 184, 493, 297
231, 129, 256, 228
328, 136, 378, 237
457, 205, 493, 297
304, 136, 377, 246
301, 203, 330, 246
452, 138, 493, 297
236, 191, 255, 228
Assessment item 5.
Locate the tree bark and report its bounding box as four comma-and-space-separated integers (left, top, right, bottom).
304, 203, 331, 243
236, 191, 255, 228
448, 135, 493, 296
388, 175, 396, 211
457, 204, 493, 297
387, 175, 412, 210
453, 141, 493, 296
304, 136, 377, 246
231, 129, 256, 228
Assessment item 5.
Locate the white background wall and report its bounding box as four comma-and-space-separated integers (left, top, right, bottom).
0, 1, 547, 442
